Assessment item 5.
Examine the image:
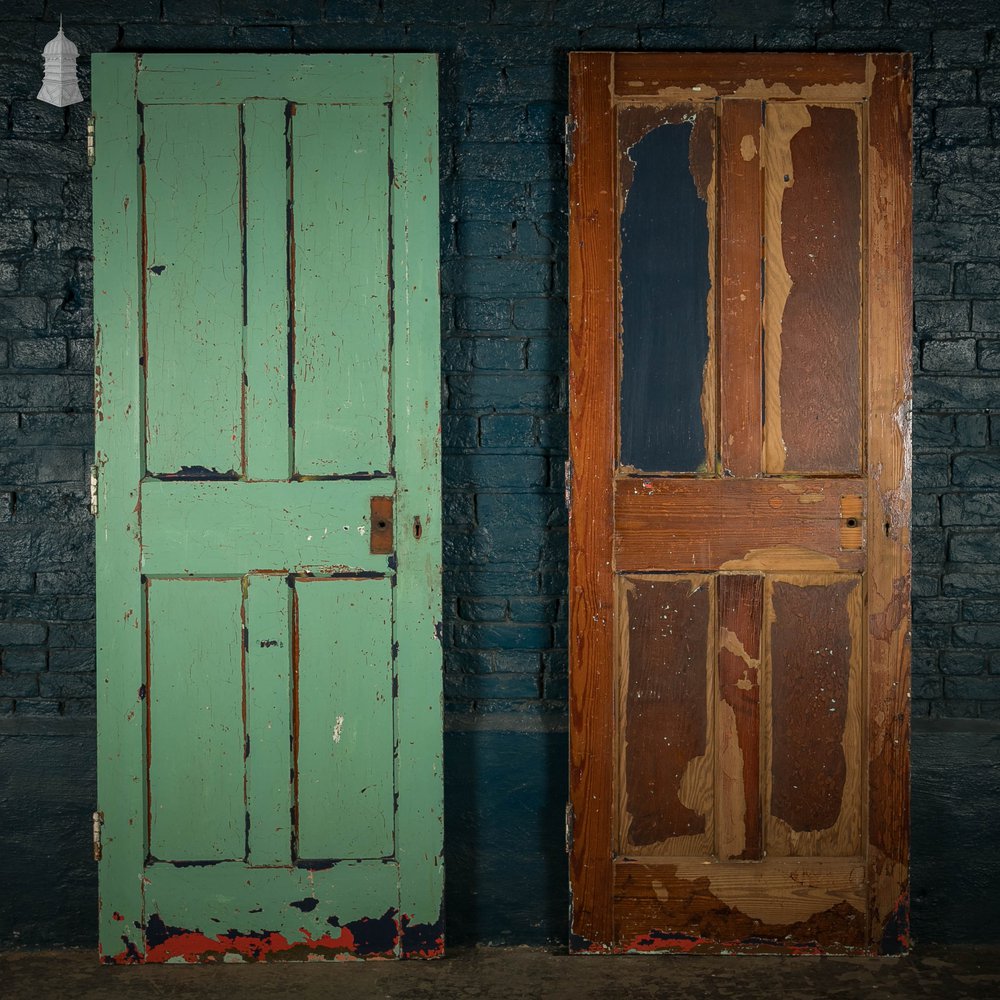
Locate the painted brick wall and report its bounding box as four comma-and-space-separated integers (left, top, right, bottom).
1, 0, 1000, 725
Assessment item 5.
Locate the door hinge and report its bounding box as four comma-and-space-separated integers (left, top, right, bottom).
92, 810, 104, 861
86, 115, 96, 169
564, 114, 577, 167
89, 463, 98, 517
565, 801, 574, 853
564, 458, 572, 511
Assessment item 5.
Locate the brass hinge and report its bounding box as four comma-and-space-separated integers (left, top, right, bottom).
565, 801, 574, 854
92, 810, 104, 861
89, 463, 98, 517
86, 115, 95, 169
564, 458, 572, 511
564, 114, 577, 166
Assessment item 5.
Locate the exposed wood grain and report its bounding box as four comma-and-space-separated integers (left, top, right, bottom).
568, 51, 617, 950
618, 575, 713, 856
766, 576, 862, 858
717, 574, 763, 860
719, 100, 763, 478
613, 52, 869, 101
865, 53, 913, 952
147, 578, 245, 861
762, 101, 811, 474
295, 577, 394, 861
618, 109, 715, 473
776, 106, 863, 473
614, 857, 866, 951
615, 478, 866, 573
292, 103, 391, 477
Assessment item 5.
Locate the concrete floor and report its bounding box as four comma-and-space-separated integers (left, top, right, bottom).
3, 945, 1000, 999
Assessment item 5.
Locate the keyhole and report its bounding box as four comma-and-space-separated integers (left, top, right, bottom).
845, 518, 858, 529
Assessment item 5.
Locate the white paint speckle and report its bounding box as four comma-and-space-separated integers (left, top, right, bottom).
333, 715, 344, 743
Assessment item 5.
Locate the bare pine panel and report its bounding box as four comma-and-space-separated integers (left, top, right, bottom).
763, 103, 863, 475
618, 575, 714, 856
765, 575, 863, 858
717, 574, 764, 861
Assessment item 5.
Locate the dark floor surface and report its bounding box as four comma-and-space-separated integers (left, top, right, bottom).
3, 945, 1000, 999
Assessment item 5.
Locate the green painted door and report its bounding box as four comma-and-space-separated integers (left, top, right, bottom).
92, 54, 442, 963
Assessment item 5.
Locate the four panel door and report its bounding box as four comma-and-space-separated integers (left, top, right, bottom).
93, 54, 443, 962
568, 52, 912, 954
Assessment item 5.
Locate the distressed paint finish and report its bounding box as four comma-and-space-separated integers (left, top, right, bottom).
143, 104, 243, 477
94, 53, 443, 963
244, 100, 293, 482
292, 103, 391, 477
245, 575, 293, 867
93, 53, 145, 963
568, 52, 911, 955
147, 579, 245, 861
618, 109, 715, 473
619, 576, 713, 855
139, 480, 387, 576
295, 578, 394, 861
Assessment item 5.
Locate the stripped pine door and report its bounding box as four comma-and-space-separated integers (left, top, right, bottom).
568, 53, 911, 954
92, 54, 442, 962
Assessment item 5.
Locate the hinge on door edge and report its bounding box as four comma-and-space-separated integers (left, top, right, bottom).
564, 114, 577, 166
565, 801, 574, 853
92, 810, 104, 861
87, 115, 95, 169
89, 464, 98, 517
564, 459, 572, 511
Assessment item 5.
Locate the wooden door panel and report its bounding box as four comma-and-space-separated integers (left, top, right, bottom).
295, 577, 394, 862
147, 578, 245, 862
766, 575, 863, 858
717, 573, 763, 861
569, 52, 911, 955
143, 104, 244, 477
292, 104, 392, 478
763, 102, 863, 475
618, 574, 714, 857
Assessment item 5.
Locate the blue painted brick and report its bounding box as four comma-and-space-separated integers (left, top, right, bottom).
480, 413, 535, 448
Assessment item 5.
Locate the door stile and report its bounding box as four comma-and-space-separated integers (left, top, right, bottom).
568, 51, 617, 951
390, 54, 445, 959
718, 99, 763, 479
93, 53, 146, 961
865, 52, 913, 953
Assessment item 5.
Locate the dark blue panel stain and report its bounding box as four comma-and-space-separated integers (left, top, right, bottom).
619, 120, 711, 473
